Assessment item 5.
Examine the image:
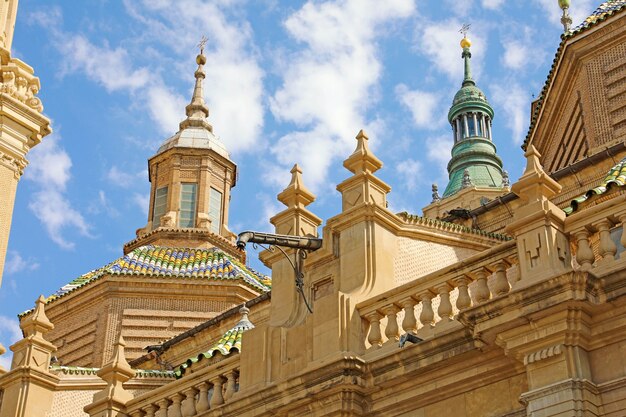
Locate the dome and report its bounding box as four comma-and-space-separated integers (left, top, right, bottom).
157, 126, 230, 159
448, 83, 494, 122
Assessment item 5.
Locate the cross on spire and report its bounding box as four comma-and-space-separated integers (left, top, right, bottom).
198, 35, 208, 54
459, 23, 471, 38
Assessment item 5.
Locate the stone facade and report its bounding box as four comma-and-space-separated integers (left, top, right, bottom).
2, 2, 626, 417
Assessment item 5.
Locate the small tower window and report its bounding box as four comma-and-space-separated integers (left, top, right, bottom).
467, 115, 476, 137
179, 183, 197, 228
153, 186, 168, 227
209, 188, 222, 234
476, 114, 483, 137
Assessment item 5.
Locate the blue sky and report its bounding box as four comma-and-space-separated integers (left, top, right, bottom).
0, 0, 601, 366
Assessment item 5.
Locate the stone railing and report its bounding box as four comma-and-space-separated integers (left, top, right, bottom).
565, 196, 626, 271
357, 240, 518, 349
126, 356, 239, 417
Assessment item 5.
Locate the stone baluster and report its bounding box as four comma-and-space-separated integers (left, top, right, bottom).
619, 213, 626, 258
168, 394, 183, 417
181, 387, 197, 417
366, 312, 383, 348
595, 220, 617, 261
383, 305, 400, 343
419, 292, 435, 328
436, 285, 453, 323
209, 377, 225, 408
573, 229, 595, 270
195, 382, 210, 412
400, 297, 417, 333
454, 277, 472, 310
155, 399, 170, 417
143, 404, 158, 417
224, 370, 238, 401
491, 260, 510, 296
471, 268, 490, 303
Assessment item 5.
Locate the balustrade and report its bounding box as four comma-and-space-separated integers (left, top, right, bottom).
359, 241, 517, 350
567, 206, 626, 271
126, 362, 239, 417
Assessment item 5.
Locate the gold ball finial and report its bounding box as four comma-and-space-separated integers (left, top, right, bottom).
460, 37, 472, 49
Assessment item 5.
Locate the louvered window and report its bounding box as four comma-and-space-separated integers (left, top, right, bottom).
153, 186, 168, 227
209, 188, 222, 234
179, 183, 197, 228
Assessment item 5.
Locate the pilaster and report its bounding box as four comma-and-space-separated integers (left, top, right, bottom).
506, 145, 571, 286
0, 52, 51, 286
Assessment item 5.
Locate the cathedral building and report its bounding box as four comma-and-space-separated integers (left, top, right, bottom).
2, 0, 626, 416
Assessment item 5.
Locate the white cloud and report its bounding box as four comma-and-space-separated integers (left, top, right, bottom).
4, 251, 40, 275
395, 159, 422, 191
24, 135, 91, 249
0, 315, 22, 370
502, 42, 529, 70
107, 166, 144, 189
396, 84, 443, 129
58, 36, 150, 92
133, 193, 150, 217
491, 82, 529, 144
269, 0, 415, 190
482, 0, 504, 10
426, 134, 453, 181
34, 1, 265, 153
420, 19, 488, 81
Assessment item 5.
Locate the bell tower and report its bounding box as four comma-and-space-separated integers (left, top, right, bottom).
423, 27, 508, 219
124, 41, 238, 255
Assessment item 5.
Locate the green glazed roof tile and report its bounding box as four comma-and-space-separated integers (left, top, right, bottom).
175, 309, 254, 378
563, 157, 626, 215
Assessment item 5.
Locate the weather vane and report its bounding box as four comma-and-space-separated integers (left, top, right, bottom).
197, 35, 208, 54
459, 23, 471, 38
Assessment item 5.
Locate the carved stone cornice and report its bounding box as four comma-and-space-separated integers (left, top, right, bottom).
0, 57, 45, 113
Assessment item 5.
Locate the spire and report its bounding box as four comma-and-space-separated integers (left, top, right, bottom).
460, 24, 474, 87
179, 37, 212, 132
277, 164, 316, 209
21, 295, 54, 337
431, 184, 441, 203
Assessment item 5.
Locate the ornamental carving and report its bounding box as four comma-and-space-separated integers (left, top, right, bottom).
0, 150, 27, 178
0, 62, 44, 112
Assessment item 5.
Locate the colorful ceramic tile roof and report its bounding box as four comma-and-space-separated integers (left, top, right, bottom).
523, 0, 626, 151
45, 245, 271, 304
175, 306, 254, 378
563, 157, 626, 215
573, 0, 626, 31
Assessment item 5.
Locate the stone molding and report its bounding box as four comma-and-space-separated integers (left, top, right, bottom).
523, 344, 563, 365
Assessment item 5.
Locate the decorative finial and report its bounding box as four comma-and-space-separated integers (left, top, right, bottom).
431, 184, 441, 203
179, 37, 212, 131
462, 169, 472, 188
459, 23, 472, 49
236, 304, 254, 329
558, 0, 572, 33
502, 170, 510, 187
277, 163, 316, 209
